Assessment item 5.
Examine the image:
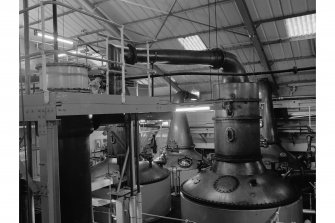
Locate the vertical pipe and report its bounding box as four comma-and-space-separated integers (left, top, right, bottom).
131, 118, 136, 190
146, 42, 151, 96
130, 117, 138, 222
126, 115, 133, 196
169, 78, 172, 102
23, 0, 30, 95
76, 44, 79, 63
134, 114, 142, 223
308, 106, 311, 128
25, 124, 33, 223
151, 75, 154, 97
134, 114, 140, 192
136, 82, 139, 96
53, 0, 59, 62
106, 37, 109, 95
23, 1, 33, 222
120, 26, 126, 103
41, 4, 47, 91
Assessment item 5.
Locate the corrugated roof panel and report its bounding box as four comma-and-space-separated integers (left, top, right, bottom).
258, 22, 281, 41
264, 44, 281, 60
244, 0, 274, 21
296, 40, 313, 56
220, 2, 243, 25
175, 0, 204, 11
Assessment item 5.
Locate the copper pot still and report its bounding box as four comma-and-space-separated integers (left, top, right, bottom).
180, 81, 303, 223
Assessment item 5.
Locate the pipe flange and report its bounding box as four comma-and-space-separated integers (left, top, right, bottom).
213, 176, 239, 193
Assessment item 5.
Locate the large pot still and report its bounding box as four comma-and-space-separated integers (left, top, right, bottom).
139, 161, 171, 222
258, 78, 300, 170
162, 91, 204, 189
180, 60, 303, 223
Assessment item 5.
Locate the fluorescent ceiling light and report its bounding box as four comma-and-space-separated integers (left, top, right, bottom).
178, 35, 207, 51
285, 14, 315, 38
58, 53, 67, 57
176, 106, 210, 112
37, 32, 73, 45
162, 121, 169, 126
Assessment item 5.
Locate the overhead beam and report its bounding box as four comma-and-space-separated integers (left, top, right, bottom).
243, 55, 315, 66
19, 9, 77, 29
234, 0, 276, 88
139, 11, 315, 46
70, 28, 105, 39
223, 35, 316, 51
152, 0, 178, 43
253, 10, 315, 26
18, 0, 113, 29
124, 0, 233, 26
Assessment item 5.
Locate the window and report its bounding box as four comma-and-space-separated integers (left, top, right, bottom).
285, 14, 316, 38
178, 35, 207, 50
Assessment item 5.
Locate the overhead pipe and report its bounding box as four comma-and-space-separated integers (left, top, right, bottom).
125, 66, 316, 80
273, 96, 316, 101
124, 45, 246, 75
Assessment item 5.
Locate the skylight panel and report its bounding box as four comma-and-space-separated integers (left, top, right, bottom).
178, 35, 207, 51
285, 14, 316, 38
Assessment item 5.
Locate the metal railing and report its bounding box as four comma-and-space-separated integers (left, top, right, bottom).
20, 1, 154, 103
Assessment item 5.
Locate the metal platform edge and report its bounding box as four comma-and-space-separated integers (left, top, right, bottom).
20, 92, 176, 121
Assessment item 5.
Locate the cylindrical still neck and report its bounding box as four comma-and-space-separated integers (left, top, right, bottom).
212, 81, 262, 165
259, 78, 279, 144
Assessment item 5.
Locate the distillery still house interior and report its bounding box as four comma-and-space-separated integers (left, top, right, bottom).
18, 0, 316, 222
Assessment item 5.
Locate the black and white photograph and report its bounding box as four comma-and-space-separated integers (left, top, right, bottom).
2, 0, 332, 222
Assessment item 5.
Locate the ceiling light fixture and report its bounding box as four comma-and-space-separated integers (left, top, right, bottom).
284, 14, 316, 38
176, 106, 210, 112
178, 35, 207, 51
37, 32, 74, 45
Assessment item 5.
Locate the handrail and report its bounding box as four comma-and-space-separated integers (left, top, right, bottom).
19, 1, 122, 27
19, 49, 154, 72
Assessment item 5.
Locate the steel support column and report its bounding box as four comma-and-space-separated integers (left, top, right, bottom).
39, 121, 61, 223
23, 1, 34, 223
